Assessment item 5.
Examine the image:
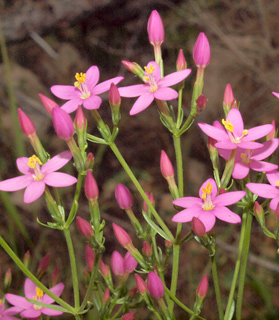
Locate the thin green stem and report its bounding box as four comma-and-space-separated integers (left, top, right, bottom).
224, 212, 248, 320
172, 135, 183, 197
63, 228, 80, 309
236, 212, 253, 320
211, 255, 224, 320
176, 88, 183, 128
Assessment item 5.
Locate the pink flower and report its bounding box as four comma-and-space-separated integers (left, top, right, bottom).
218, 139, 279, 179
246, 171, 279, 210
172, 178, 245, 232
5, 278, 64, 318
0, 151, 77, 203
0, 301, 22, 320
198, 109, 273, 150
147, 10, 164, 46
118, 61, 191, 115
51, 66, 123, 113
115, 184, 133, 209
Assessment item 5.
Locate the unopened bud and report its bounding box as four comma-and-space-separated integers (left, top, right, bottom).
197, 274, 209, 298
135, 273, 148, 295
142, 241, 152, 257
85, 170, 99, 201
52, 107, 74, 140
85, 245, 95, 272
196, 94, 207, 114
76, 216, 93, 238
147, 271, 164, 299
39, 94, 59, 115
176, 49, 187, 71
115, 184, 133, 209
192, 217, 206, 236
193, 32, 210, 68
18, 108, 36, 137
112, 223, 133, 248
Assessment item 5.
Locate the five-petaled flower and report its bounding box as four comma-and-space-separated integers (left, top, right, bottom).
198, 109, 273, 150
172, 178, 246, 232
0, 299, 22, 320
118, 61, 191, 115
51, 66, 123, 113
0, 151, 77, 203
5, 278, 64, 319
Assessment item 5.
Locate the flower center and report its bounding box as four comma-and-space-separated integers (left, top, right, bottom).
28, 155, 44, 181
201, 182, 215, 211
32, 287, 44, 310
240, 150, 252, 164
222, 118, 248, 143
143, 64, 158, 92
74, 72, 91, 99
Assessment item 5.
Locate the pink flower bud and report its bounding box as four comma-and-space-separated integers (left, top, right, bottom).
52, 107, 74, 140
113, 223, 133, 248
197, 274, 209, 298
147, 10, 164, 46
121, 61, 144, 78
115, 184, 133, 209
192, 217, 206, 236
4, 268, 12, 289
85, 245, 95, 271
196, 94, 207, 114
142, 241, 152, 257
128, 287, 137, 298
39, 94, 59, 115
38, 253, 50, 273
147, 271, 165, 299
124, 252, 137, 273
267, 120, 276, 140
176, 49, 187, 71
18, 108, 36, 136
219, 188, 227, 195
50, 266, 58, 286
165, 240, 172, 248
223, 84, 234, 106
122, 312, 135, 320
103, 288, 110, 303
85, 170, 99, 200
109, 83, 121, 107
100, 260, 110, 277
74, 106, 87, 130
143, 192, 155, 212
135, 273, 148, 295
76, 216, 93, 238
111, 250, 124, 276
85, 152, 95, 170
160, 150, 174, 179
193, 32, 210, 68
23, 250, 31, 268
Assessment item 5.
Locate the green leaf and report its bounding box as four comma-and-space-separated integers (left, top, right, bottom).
227, 300, 235, 320
86, 134, 108, 145
142, 212, 171, 241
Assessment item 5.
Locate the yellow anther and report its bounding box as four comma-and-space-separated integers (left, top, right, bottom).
144, 64, 155, 74
202, 183, 212, 195
33, 296, 38, 301
240, 153, 246, 160
222, 119, 234, 132
28, 155, 42, 169
276, 180, 279, 187
75, 72, 86, 83
36, 287, 44, 298
143, 76, 149, 82
0, 299, 2, 305
242, 129, 248, 136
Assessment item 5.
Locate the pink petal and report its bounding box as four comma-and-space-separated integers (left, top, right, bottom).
82, 95, 102, 110
212, 206, 241, 224
0, 175, 32, 191
214, 191, 246, 206
238, 141, 263, 149
4, 306, 23, 316
232, 162, 250, 179
270, 197, 279, 210
173, 196, 203, 208
217, 148, 231, 160
5, 294, 32, 309
85, 66, 99, 91
24, 181, 45, 203
50, 85, 79, 100
24, 279, 37, 299
129, 92, 154, 115
246, 183, 279, 198
61, 98, 81, 113
158, 69, 191, 87
266, 171, 279, 186
154, 87, 178, 100
199, 179, 217, 200
198, 212, 216, 232
172, 207, 202, 223
252, 139, 279, 160
249, 160, 278, 172
41, 151, 72, 173
272, 91, 279, 99
226, 109, 244, 136
198, 123, 228, 141
214, 141, 237, 150
16, 157, 31, 174
242, 124, 273, 141
146, 61, 161, 82
118, 84, 148, 97
42, 283, 64, 304
93, 76, 124, 95
42, 307, 63, 316
44, 172, 77, 187
21, 309, 41, 318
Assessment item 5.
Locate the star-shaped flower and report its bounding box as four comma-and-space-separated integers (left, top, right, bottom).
0, 151, 77, 203
118, 61, 191, 115
51, 66, 123, 113
172, 178, 246, 231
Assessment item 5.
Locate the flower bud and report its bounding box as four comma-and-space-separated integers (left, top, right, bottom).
124, 252, 138, 273
74, 105, 87, 130
193, 32, 210, 68
85, 153, 95, 170
122, 312, 135, 320
128, 287, 137, 298
223, 84, 234, 107
111, 250, 124, 276
100, 260, 110, 277
147, 271, 165, 299
113, 223, 133, 248
37, 253, 50, 274
160, 151, 174, 179
196, 94, 207, 114
76, 216, 93, 238
192, 217, 206, 236
143, 192, 154, 212
85, 170, 99, 201
23, 250, 31, 268
52, 107, 74, 140
115, 184, 133, 209
18, 108, 36, 136
103, 288, 110, 303
109, 83, 121, 107
4, 268, 12, 290
135, 273, 148, 295
176, 49, 187, 71
85, 245, 95, 272
147, 10, 164, 46
39, 94, 59, 115
165, 240, 173, 249
50, 266, 58, 286
121, 61, 145, 79
142, 241, 152, 257
197, 274, 209, 298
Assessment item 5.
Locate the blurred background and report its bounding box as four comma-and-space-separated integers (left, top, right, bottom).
1, 0, 279, 319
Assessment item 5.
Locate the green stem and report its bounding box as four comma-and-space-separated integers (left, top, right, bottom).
109, 142, 174, 242
172, 135, 183, 197
220, 149, 236, 189
224, 212, 248, 320
211, 255, 224, 320
63, 228, 80, 309
236, 212, 253, 320
0, 234, 75, 313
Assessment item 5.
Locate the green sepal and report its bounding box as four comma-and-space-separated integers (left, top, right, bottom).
87, 134, 108, 145
142, 212, 171, 242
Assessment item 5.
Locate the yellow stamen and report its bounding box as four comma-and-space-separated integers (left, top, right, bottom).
33, 296, 38, 301
75, 72, 86, 83
36, 287, 44, 298
222, 118, 234, 132
201, 183, 212, 200
242, 129, 248, 136
0, 298, 2, 306
144, 64, 155, 74
28, 155, 42, 169
143, 76, 149, 82
276, 180, 279, 187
